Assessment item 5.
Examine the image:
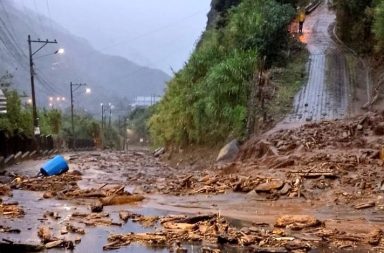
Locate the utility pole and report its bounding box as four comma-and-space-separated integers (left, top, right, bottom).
101, 103, 104, 131
108, 103, 113, 128
28, 35, 58, 150
70, 82, 87, 149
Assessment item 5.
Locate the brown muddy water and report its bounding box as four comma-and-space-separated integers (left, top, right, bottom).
1, 191, 251, 253
1, 190, 377, 253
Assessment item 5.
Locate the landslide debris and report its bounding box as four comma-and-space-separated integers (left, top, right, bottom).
103, 213, 383, 252
135, 112, 384, 212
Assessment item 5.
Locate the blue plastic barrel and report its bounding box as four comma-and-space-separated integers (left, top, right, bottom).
40, 155, 69, 176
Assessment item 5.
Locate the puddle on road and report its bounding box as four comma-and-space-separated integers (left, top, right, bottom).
2, 190, 382, 253
1, 190, 251, 253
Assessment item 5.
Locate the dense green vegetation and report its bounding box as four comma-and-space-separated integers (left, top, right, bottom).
0, 75, 110, 146
334, 0, 384, 54
149, 0, 301, 147
0, 87, 61, 137
373, 0, 384, 51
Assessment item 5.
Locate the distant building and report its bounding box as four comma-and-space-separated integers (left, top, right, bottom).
0, 89, 6, 114
131, 96, 161, 108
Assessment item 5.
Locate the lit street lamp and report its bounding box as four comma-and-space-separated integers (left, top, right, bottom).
108, 103, 114, 128
56, 48, 65, 55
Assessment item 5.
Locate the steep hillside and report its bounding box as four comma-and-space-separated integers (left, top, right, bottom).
333, 0, 384, 110
0, 0, 170, 113
150, 0, 307, 147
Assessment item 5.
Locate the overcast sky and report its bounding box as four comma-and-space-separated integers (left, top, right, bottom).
15, 0, 211, 74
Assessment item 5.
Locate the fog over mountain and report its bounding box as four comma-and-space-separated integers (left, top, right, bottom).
15, 0, 211, 74
0, 1, 211, 114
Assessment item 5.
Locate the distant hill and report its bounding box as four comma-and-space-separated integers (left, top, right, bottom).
0, 0, 170, 114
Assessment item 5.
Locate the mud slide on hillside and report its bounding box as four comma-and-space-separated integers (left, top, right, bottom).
278, 2, 350, 129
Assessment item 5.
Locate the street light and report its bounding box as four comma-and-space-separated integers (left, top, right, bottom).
28, 35, 60, 151
56, 48, 65, 55
86, 88, 91, 94
108, 103, 114, 128
35, 47, 65, 59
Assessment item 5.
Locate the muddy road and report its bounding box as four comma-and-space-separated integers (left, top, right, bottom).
282, 3, 350, 127
2, 114, 384, 253
1, 3, 383, 253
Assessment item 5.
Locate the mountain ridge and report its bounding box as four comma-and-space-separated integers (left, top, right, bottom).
0, 0, 170, 114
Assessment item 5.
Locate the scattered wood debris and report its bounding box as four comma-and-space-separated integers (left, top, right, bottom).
71, 212, 121, 227
101, 194, 144, 206
103, 214, 319, 251
0, 184, 11, 196
0, 202, 24, 218
275, 215, 322, 230
37, 225, 75, 249
11, 171, 82, 192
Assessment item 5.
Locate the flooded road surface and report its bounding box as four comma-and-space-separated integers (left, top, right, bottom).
281, 2, 350, 126
2, 149, 384, 252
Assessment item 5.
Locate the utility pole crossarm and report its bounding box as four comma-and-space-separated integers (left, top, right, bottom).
28, 37, 58, 56
29, 38, 58, 43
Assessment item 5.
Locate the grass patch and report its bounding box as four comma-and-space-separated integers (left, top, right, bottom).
267, 46, 309, 121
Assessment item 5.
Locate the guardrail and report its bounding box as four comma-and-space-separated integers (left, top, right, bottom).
0, 131, 55, 168
305, 0, 322, 14
0, 130, 96, 169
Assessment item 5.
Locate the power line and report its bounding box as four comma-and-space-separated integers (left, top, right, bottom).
0, 18, 28, 69
33, 0, 47, 33
45, 0, 55, 35
87, 8, 207, 56
0, 4, 64, 99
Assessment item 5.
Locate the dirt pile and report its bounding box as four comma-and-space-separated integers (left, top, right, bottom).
11, 171, 82, 192
203, 112, 384, 209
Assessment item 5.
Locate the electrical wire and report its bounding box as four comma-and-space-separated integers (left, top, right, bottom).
45, 0, 55, 35
0, 2, 64, 98
84, 8, 207, 57
33, 0, 47, 33
1, 1, 207, 102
